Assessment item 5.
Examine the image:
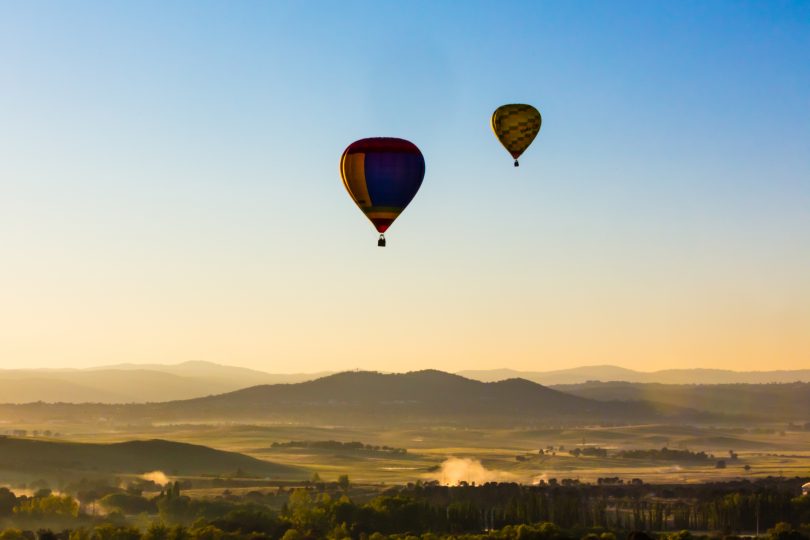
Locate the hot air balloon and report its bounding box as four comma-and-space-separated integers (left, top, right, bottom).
491, 104, 541, 167
340, 137, 425, 247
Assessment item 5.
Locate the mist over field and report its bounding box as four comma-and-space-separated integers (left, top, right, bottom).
2, 0, 809, 538
0, 363, 808, 538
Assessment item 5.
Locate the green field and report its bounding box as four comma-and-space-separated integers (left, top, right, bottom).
4, 419, 809, 490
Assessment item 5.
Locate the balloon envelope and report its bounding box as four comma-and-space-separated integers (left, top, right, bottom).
491, 104, 542, 161
340, 138, 425, 233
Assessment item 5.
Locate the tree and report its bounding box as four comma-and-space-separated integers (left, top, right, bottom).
768, 522, 806, 540
168, 526, 191, 540
338, 475, 350, 493
328, 523, 351, 539
212, 508, 283, 536
92, 525, 141, 540
157, 494, 193, 525
13, 494, 79, 518
0, 488, 17, 517
144, 523, 171, 540
0, 529, 27, 540
68, 529, 92, 540
99, 492, 155, 515
187, 525, 226, 540
285, 489, 332, 535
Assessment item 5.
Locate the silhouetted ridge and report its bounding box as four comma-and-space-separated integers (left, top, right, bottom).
134, 370, 669, 425
0, 370, 711, 426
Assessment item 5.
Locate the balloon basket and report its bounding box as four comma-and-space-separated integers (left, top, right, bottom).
378, 234, 386, 247
514, 160, 519, 167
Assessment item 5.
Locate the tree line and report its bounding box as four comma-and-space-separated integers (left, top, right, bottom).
0, 478, 808, 539
270, 441, 407, 454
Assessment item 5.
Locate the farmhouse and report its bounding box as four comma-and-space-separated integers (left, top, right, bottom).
803, 482, 810, 496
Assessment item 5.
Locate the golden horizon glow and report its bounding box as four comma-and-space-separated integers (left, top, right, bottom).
1, 3, 808, 374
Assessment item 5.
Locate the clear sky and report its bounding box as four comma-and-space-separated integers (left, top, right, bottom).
1, 1, 808, 373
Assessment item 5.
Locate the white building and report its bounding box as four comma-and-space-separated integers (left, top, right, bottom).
803, 482, 810, 496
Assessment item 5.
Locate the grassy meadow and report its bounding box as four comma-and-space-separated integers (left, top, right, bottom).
5, 418, 809, 491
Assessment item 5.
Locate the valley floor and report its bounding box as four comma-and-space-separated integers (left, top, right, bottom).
3, 420, 809, 488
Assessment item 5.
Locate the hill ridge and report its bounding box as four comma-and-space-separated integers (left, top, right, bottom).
458, 365, 810, 385
0, 437, 304, 478
0, 369, 703, 427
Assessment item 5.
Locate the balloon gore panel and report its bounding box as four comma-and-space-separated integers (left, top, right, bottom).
341, 138, 425, 234
363, 152, 424, 208
491, 104, 542, 160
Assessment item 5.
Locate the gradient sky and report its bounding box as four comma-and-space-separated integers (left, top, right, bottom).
1, 1, 809, 373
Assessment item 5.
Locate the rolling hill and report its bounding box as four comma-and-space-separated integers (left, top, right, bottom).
140, 369, 695, 425
0, 436, 304, 478
0, 370, 703, 427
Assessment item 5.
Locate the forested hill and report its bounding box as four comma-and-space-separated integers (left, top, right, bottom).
0, 437, 303, 478
140, 369, 686, 425
0, 370, 705, 426
163, 370, 606, 420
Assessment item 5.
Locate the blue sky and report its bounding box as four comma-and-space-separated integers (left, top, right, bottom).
1, 1, 808, 372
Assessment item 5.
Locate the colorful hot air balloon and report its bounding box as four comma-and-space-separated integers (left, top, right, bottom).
340, 137, 425, 247
491, 104, 542, 167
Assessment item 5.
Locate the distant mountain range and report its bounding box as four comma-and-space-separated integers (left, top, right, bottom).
0, 370, 706, 427
458, 365, 810, 385
2, 361, 809, 406
0, 361, 330, 403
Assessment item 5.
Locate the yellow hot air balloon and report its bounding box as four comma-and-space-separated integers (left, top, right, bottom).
491, 104, 541, 167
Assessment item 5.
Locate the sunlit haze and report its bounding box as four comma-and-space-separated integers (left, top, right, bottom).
1, 2, 808, 373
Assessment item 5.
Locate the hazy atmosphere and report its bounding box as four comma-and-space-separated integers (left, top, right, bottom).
2, 1, 809, 373
1, 3, 809, 540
